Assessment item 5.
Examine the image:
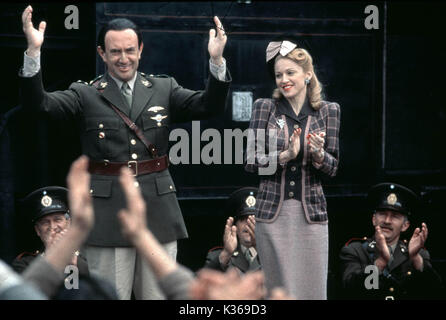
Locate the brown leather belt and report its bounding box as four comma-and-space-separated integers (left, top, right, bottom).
88, 155, 169, 176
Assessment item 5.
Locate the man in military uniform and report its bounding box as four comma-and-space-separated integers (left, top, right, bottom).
11, 186, 89, 280
339, 183, 443, 299
19, 6, 231, 299
205, 187, 261, 274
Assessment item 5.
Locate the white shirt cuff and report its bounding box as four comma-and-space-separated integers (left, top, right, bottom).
22, 51, 41, 77
209, 57, 227, 81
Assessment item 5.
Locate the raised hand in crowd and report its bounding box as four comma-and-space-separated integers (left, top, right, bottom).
22, 5, 45, 57
408, 222, 428, 271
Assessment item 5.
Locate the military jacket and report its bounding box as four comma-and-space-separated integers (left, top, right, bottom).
204, 244, 261, 274
20, 70, 231, 246
12, 249, 89, 276
339, 237, 443, 299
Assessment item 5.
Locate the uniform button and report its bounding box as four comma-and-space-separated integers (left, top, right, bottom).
407, 271, 411, 276
99, 132, 105, 139
293, 124, 299, 129
290, 166, 296, 172
289, 191, 294, 197
90, 189, 93, 194
157, 122, 162, 127
290, 181, 295, 186
389, 287, 394, 292
169, 185, 173, 190
130, 139, 136, 145
99, 123, 104, 129
132, 153, 138, 160
134, 181, 139, 188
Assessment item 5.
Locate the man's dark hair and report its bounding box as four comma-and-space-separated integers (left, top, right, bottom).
97, 18, 143, 51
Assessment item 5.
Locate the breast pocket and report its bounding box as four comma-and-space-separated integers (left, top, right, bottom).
143, 110, 170, 152
85, 118, 120, 159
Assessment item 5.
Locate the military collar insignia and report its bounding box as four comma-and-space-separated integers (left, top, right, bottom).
368, 240, 376, 249
141, 78, 152, 88
148, 106, 165, 113
99, 81, 108, 89
387, 193, 397, 206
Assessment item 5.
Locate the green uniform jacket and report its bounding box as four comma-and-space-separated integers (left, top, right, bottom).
204, 244, 261, 273
339, 237, 443, 299
20, 70, 231, 246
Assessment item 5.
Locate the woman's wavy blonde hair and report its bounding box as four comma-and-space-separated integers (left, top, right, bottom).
272, 48, 324, 110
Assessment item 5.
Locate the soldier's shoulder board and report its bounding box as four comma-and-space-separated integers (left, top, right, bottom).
142, 72, 170, 79
208, 246, 224, 253
76, 80, 88, 85
15, 251, 39, 261
88, 74, 105, 86
345, 237, 368, 247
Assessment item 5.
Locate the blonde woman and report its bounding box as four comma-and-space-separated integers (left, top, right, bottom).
245, 38, 340, 299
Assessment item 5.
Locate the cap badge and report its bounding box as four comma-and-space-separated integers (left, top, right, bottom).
100, 82, 108, 88
387, 193, 397, 206
245, 195, 256, 208
41, 195, 53, 207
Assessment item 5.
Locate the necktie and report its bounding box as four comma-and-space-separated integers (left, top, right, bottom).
121, 82, 133, 108
244, 247, 260, 270
387, 245, 394, 267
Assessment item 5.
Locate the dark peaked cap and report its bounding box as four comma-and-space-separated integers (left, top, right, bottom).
22, 186, 70, 223
367, 183, 419, 217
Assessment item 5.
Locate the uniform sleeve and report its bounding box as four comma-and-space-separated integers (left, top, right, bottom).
169, 71, 231, 123
339, 244, 370, 292
157, 265, 195, 300
204, 249, 227, 272
244, 99, 281, 175
313, 102, 340, 177
19, 69, 82, 123
22, 255, 65, 298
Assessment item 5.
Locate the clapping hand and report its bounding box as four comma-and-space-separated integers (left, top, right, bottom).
408, 223, 428, 270
308, 131, 325, 163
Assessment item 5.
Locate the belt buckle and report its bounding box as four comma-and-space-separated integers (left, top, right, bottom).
127, 161, 138, 176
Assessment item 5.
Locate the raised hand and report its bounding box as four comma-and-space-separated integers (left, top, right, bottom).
117, 167, 147, 242
208, 16, 227, 66
374, 225, 391, 271
66, 155, 94, 233
246, 215, 256, 248
223, 217, 238, 253
308, 131, 325, 163
408, 223, 428, 270
21, 5, 46, 56
289, 128, 302, 159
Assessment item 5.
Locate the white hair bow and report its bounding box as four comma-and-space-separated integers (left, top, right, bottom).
266, 40, 298, 62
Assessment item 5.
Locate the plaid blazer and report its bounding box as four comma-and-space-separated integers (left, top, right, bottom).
245, 98, 340, 223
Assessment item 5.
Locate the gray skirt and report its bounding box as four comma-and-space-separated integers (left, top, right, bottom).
255, 199, 328, 300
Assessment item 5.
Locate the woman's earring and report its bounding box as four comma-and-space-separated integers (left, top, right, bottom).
305, 78, 310, 85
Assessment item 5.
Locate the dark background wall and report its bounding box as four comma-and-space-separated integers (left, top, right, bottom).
1, 2, 445, 299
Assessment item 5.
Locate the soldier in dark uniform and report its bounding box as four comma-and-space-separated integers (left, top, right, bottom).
339, 183, 443, 300
19, 6, 231, 299
11, 186, 89, 287
205, 187, 261, 274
